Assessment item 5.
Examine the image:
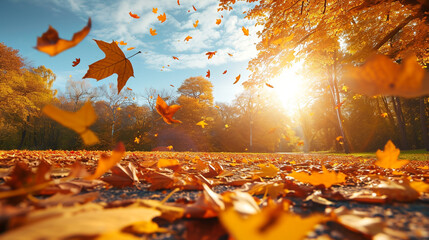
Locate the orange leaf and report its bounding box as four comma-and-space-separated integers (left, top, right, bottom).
157, 13, 166, 23
42, 101, 99, 145
83, 40, 137, 93
374, 140, 409, 169
193, 5, 197, 11
196, 120, 208, 128
289, 166, 347, 188
265, 83, 274, 88
157, 159, 180, 169
170, 84, 175, 87
72, 58, 80, 67
177, 0, 180, 5
152, 8, 158, 14
233, 74, 241, 84
156, 95, 182, 124
193, 20, 199, 28
35, 18, 91, 56
184, 36, 192, 41
134, 137, 140, 144
223, 70, 227, 74
119, 40, 127, 45
227, 53, 233, 57
129, 12, 140, 19
126, 87, 132, 91
216, 19, 221, 25
127, 47, 135, 51
206, 51, 217, 59
206, 70, 210, 78
150, 28, 157, 36
242, 26, 249, 36
172, 56, 179, 60
86, 142, 125, 180
381, 112, 388, 118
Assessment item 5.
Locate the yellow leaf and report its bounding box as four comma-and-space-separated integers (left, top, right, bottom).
86, 142, 125, 180
219, 207, 326, 240
374, 140, 409, 169
42, 101, 99, 145
157, 159, 179, 168
129, 221, 168, 234
96, 231, 140, 240
289, 166, 346, 188
196, 120, 208, 128
410, 181, 429, 193
134, 137, 140, 144
255, 164, 279, 178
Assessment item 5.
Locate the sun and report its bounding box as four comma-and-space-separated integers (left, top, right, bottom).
270, 64, 306, 116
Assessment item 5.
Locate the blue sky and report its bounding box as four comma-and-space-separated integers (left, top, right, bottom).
1, 0, 261, 104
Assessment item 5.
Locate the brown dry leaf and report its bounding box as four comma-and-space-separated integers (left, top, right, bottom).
138, 199, 184, 222
374, 140, 409, 169
0, 204, 160, 240
43, 101, 99, 145
83, 40, 137, 93
35, 18, 91, 56
86, 142, 126, 180
219, 205, 326, 240
72, 58, 80, 67
344, 54, 429, 97
206, 69, 210, 78
370, 180, 420, 202
102, 162, 139, 187
288, 166, 346, 188
155, 95, 182, 124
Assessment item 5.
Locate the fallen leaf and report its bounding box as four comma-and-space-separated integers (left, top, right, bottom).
35, 18, 91, 56
254, 164, 279, 178
157, 159, 180, 169
150, 28, 157, 36
155, 95, 182, 124
193, 20, 199, 28
288, 166, 347, 188
206, 70, 210, 78
83, 40, 138, 93
242, 26, 249, 36
152, 8, 158, 14
158, 13, 166, 23
102, 162, 139, 187
196, 120, 208, 128
72, 58, 80, 67
184, 36, 192, 41
233, 74, 241, 84
127, 47, 135, 51
216, 19, 221, 25
129, 12, 140, 18
206, 51, 217, 59
43, 101, 99, 145
344, 54, 429, 97
86, 142, 126, 180
374, 140, 409, 169
370, 180, 419, 202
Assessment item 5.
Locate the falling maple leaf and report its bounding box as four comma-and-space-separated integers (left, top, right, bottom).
381, 112, 388, 118
206, 70, 210, 78
344, 54, 429, 98
374, 140, 409, 169
72, 58, 80, 67
197, 120, 208, 128
134, 137, 140, 144
35, 18, 91, 56
222, 70, 227, 74
152, 8, 158, 14
216, 19, 222, 25
129, 12, 140, 19
150, 28, 157, 36
342, 85, 348, 92
336, 136, 343, 142
127, 47, 135, 51
173, 56, 179, 60
156, 95, 182, 124
170, 84, 175, 87
42, 101, 99, 145
119, 40, 127, 45
228, 53, 233, 57
86, 142, 125, 180
242, 26, 249, 36
83, 40, 139, 93
265, 83, 274, 88
193, 5, 197, 11
288, 166, 347, 188
177, 0, 180, 5
206, 51, 217, 59
158, 13, 167, 23
184, 36, 192, 41
193, 20, 199, 28
233, 74, 241, 84
126, 87, 132, 91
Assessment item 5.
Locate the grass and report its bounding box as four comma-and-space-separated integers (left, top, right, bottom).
326, 149, 429, 161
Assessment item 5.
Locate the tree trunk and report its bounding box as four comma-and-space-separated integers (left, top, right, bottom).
420, 97, 429, 150
392, 96, 409, 149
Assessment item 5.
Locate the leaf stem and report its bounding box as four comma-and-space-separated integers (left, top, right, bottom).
127, 51, 142, 60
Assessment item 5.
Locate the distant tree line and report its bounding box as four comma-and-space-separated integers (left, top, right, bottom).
0, 42, 427, 152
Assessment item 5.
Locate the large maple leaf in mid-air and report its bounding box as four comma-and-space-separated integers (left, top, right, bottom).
83, 39, 139, 93
155, 95, 182, 124
35, 18, 91, 56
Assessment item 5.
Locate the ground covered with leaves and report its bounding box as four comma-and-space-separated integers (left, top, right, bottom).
0, 148, 428, 240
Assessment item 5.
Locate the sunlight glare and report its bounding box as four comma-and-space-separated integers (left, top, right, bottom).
271, 64, 305, 116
